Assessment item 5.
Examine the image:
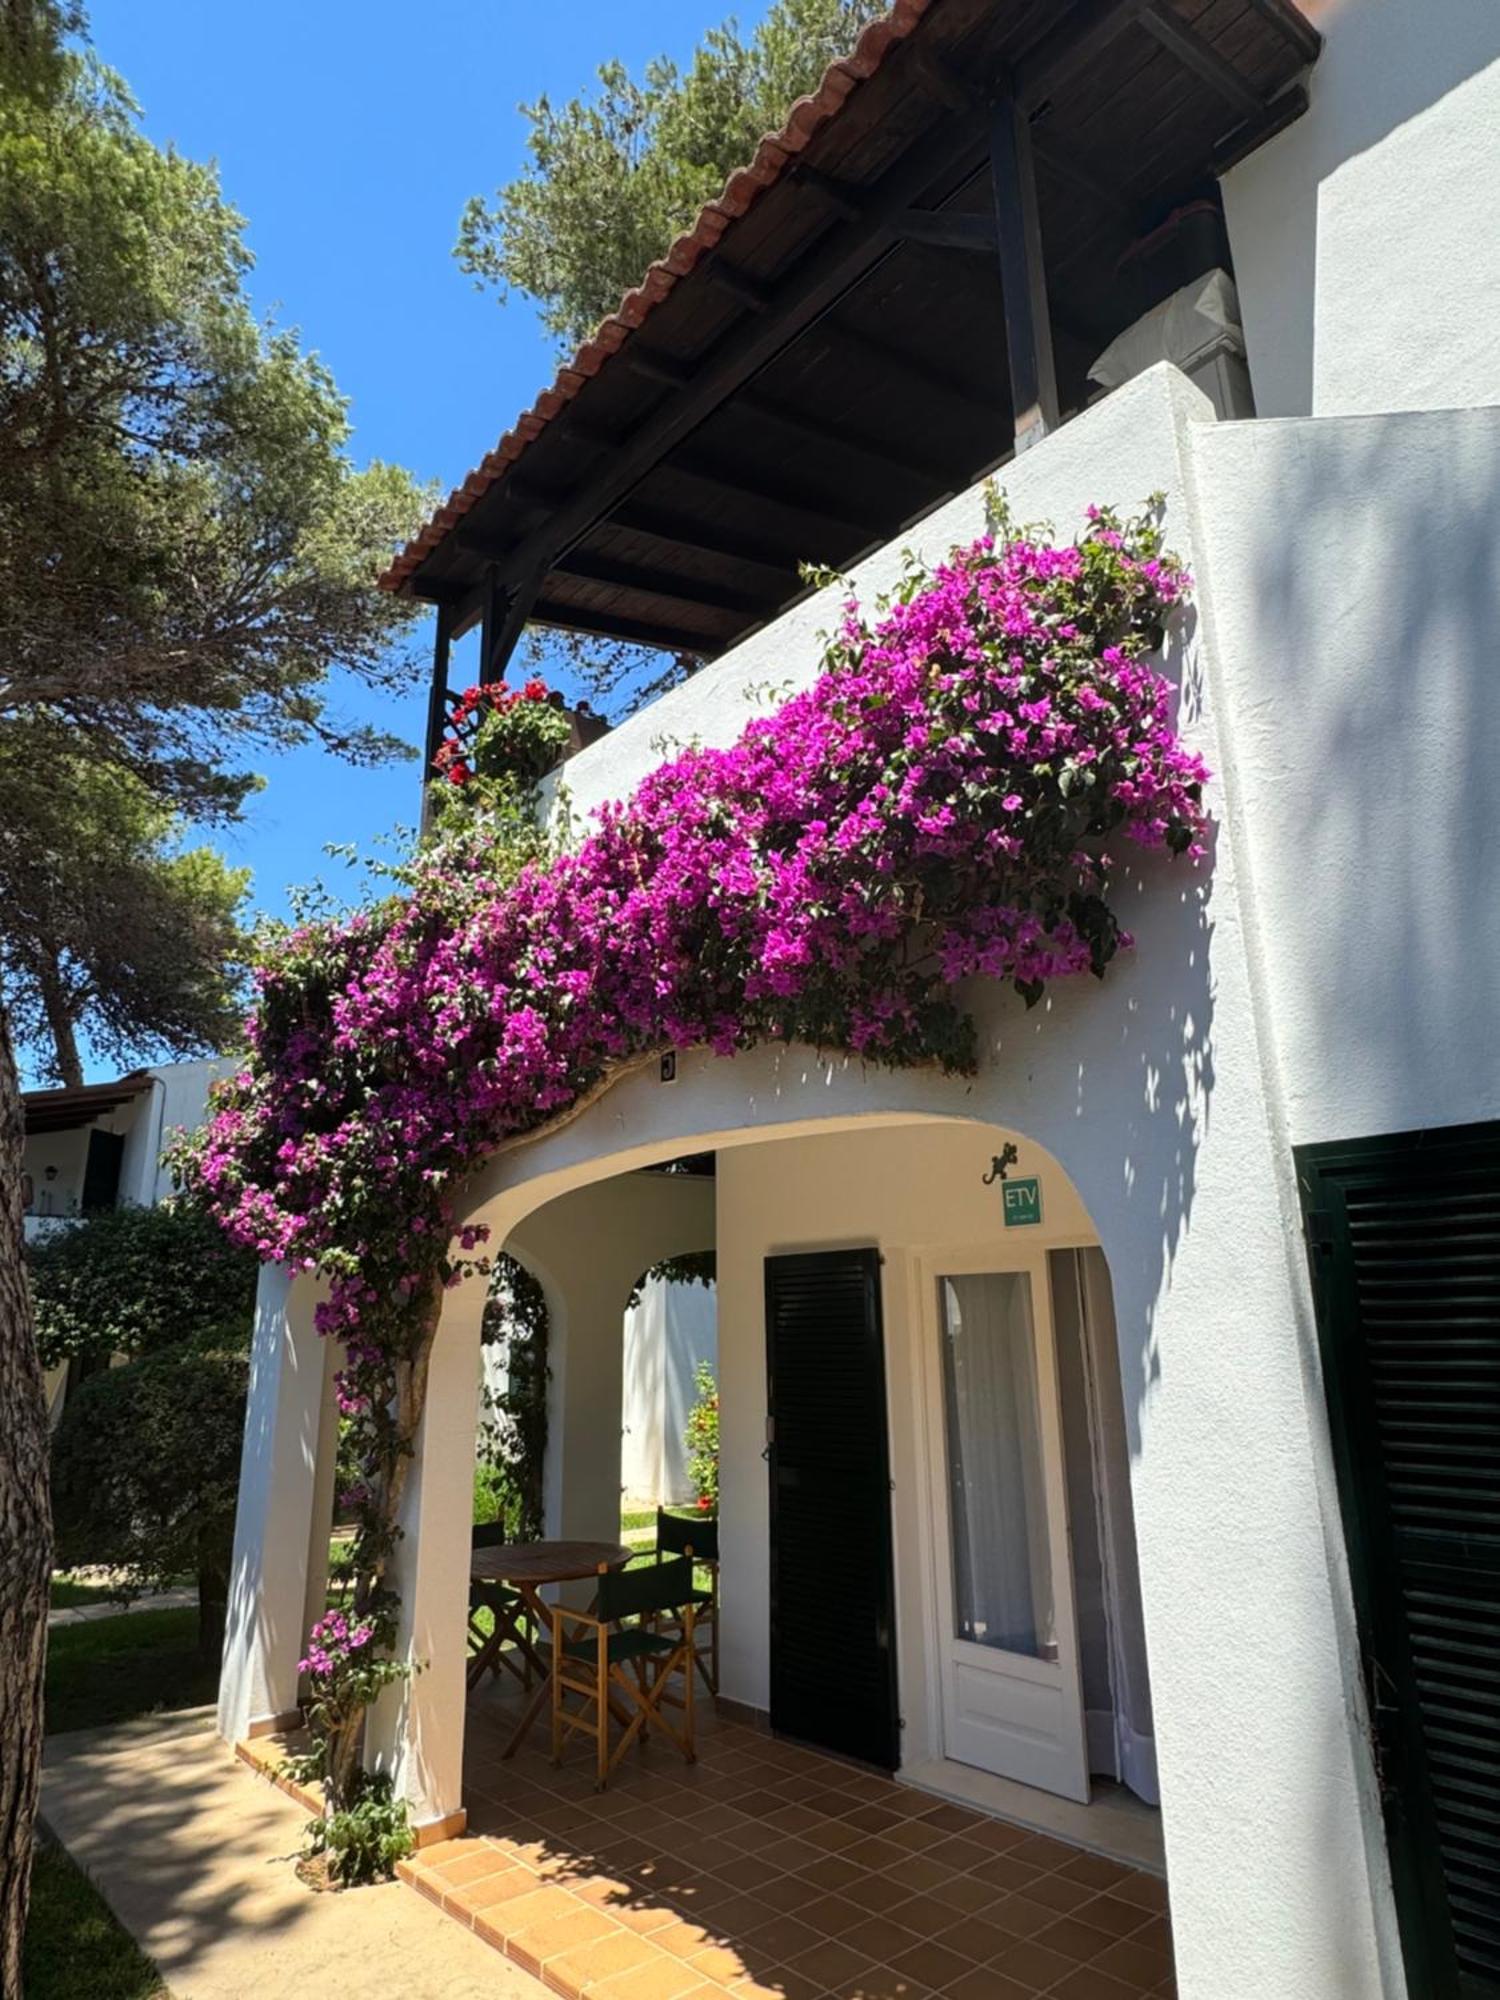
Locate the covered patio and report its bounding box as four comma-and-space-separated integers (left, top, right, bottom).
407, 1679, 1173, 1999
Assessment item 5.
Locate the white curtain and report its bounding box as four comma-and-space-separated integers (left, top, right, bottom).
939, 1274, 1055, 1660
1051, 1247, 1159, 1804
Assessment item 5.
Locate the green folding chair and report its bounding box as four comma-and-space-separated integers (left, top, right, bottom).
551, 1554, 699, 1789
655, 1507, 719, 1695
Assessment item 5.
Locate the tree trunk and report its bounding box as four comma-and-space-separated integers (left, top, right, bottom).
32, 959, 82, 1090
0, 1002, 53, 1996
196, 1559, 227, 1667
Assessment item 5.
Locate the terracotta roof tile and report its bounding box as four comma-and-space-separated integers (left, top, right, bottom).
378, 0, 941, 594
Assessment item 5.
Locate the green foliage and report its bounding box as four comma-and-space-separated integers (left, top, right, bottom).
456, 0, 885, 350
28, 1200, 257, 1368
0, 736, 252, 1082
303, 1770, 414, 1888
49, 1344, 248, 1657
0, 8, 433, 834
478, 1253, 550, 1543
685, 1360, 719, 1512
23, 1838, 167, 2000
626, 1247, 716, 1312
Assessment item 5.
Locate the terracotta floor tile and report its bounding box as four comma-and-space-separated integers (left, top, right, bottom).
1015, 1869, 1100, 1916
782, 1934, 878, 1991
891, 1938, 980, 1990
923, 1834, 993, 1875
985, 1936, 1079, 1991
1102, 1873, 1170, 1917
798, 1852, 865, 1895
916, 1804, 984, 1837
651, 1918, 718, 1960
805, 1816, 865, 1854
747, 1872, 824, 1919
986, 1892, 1068, 1940
523, 1905, 623, 1963
1004, 1834, 1081, 1874
764, 1835, 824, 1875
844, 1834, 911, 1874
1092, 1932, 1174, 1988
713, 1853, 784, 1893
469, 1864, 551, 1911
844, 1803, 907, 1836
940, 1913, 1023, 1966
834, 1965, 937, 1999
738, 1910, 827, 1963
687, 1941, 753, 1985
799, 1891, 876, 1939
1072, 1892, 1153, 1940
923, 1871, 1002, 1919
1061, 1853, 1134, 1894
874, 1892, 959, 1940
591, 1959, 709, 2000
942, 1970, 1037, 2000
842, 1870, 917, 1915
1032, 1912, 1120, 1964
728, 1971, 818, 2000
1046, 1963, 1149, 2000
838, 1913, 926, 1964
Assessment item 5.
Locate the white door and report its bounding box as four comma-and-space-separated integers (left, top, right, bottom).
921, 1249, 1090, 1802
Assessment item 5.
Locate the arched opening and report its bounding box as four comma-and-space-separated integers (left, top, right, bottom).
458, 1111, 1165, 1887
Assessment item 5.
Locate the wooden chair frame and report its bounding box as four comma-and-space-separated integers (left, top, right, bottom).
654, 1508, 720, 1697
551, 1559, 698, 1790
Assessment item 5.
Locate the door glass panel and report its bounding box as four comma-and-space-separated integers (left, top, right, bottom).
939, 1273, 1057, 1661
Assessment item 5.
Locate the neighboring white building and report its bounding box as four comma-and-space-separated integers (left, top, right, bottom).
220, 6, 1500, 1998
25, 1057, 234, 1413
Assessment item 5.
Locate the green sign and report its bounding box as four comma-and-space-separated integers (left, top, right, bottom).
1002, 1177, 1043, 1228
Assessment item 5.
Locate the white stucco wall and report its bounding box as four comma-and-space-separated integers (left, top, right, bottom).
463, 367, 1402, 1998
1222, 0, 1500, 419
1186, 402, 1500, 1146
712, 1125, 1094, 1744
621, 1275, 718, 1506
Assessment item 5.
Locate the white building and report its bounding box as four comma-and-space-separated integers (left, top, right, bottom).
220, 5, 1500, 1997
24, 1057, 233, 1412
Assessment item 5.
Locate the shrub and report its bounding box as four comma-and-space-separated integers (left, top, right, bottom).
685, 1361, 719, 1513
49, 1344, 247, 1659
28, 1200, 256, 1369
303, 1770, 414, 1888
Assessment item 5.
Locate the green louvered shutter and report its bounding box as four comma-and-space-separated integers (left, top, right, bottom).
1299, 1121, 1500, 1998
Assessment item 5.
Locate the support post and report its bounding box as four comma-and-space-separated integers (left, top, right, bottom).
364, 1275, 488, 1837
989, 83, 1060, 455
217, 1266, 331, 1744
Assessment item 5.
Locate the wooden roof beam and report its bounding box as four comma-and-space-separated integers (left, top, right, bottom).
529, 600, 719, 656
605, 502, 807, 580
1137, 2, 1266, 121
549, 551, 779, 619
668, 445, 890, 547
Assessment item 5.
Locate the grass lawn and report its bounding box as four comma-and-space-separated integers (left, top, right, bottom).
45, 1607, 217, 1738
24, 1840, 168, 1999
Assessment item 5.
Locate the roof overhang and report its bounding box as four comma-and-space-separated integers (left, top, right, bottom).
23, 1073, 151, 1137
388, 0, 1319, 715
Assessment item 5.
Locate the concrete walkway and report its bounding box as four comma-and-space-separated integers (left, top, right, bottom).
41, 1706, 545, 1999
48, 1585, 197, 1628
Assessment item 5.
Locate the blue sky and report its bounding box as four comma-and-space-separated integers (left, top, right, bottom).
86, 0, 768, 960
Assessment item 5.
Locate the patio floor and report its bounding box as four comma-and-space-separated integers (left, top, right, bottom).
399, 1680, 1174, 2000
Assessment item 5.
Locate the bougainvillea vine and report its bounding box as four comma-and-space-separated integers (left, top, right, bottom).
184, 500, 1208, 1833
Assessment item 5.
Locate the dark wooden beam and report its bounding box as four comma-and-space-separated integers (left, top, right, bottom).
990, 81, 1059, 452
421, 599, 455, 779
1241, 0, 1322, 65
1211, 81, 1311, 175
1138, 1, 1265, 121
491, 102, 999, 588
740, 393, 956, 488
890, 209, 998, 253
1031, 127, 1136, 225
623, 346, 696, 389
606, 503, 806, 579
530, 600, 718, 655
1013, 0, 1146, 106
786, 163, 867, 220
669, 445, 889, 545
549, 551, 776, 618
821, 321, 990, 420
702, 256, 775, 315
